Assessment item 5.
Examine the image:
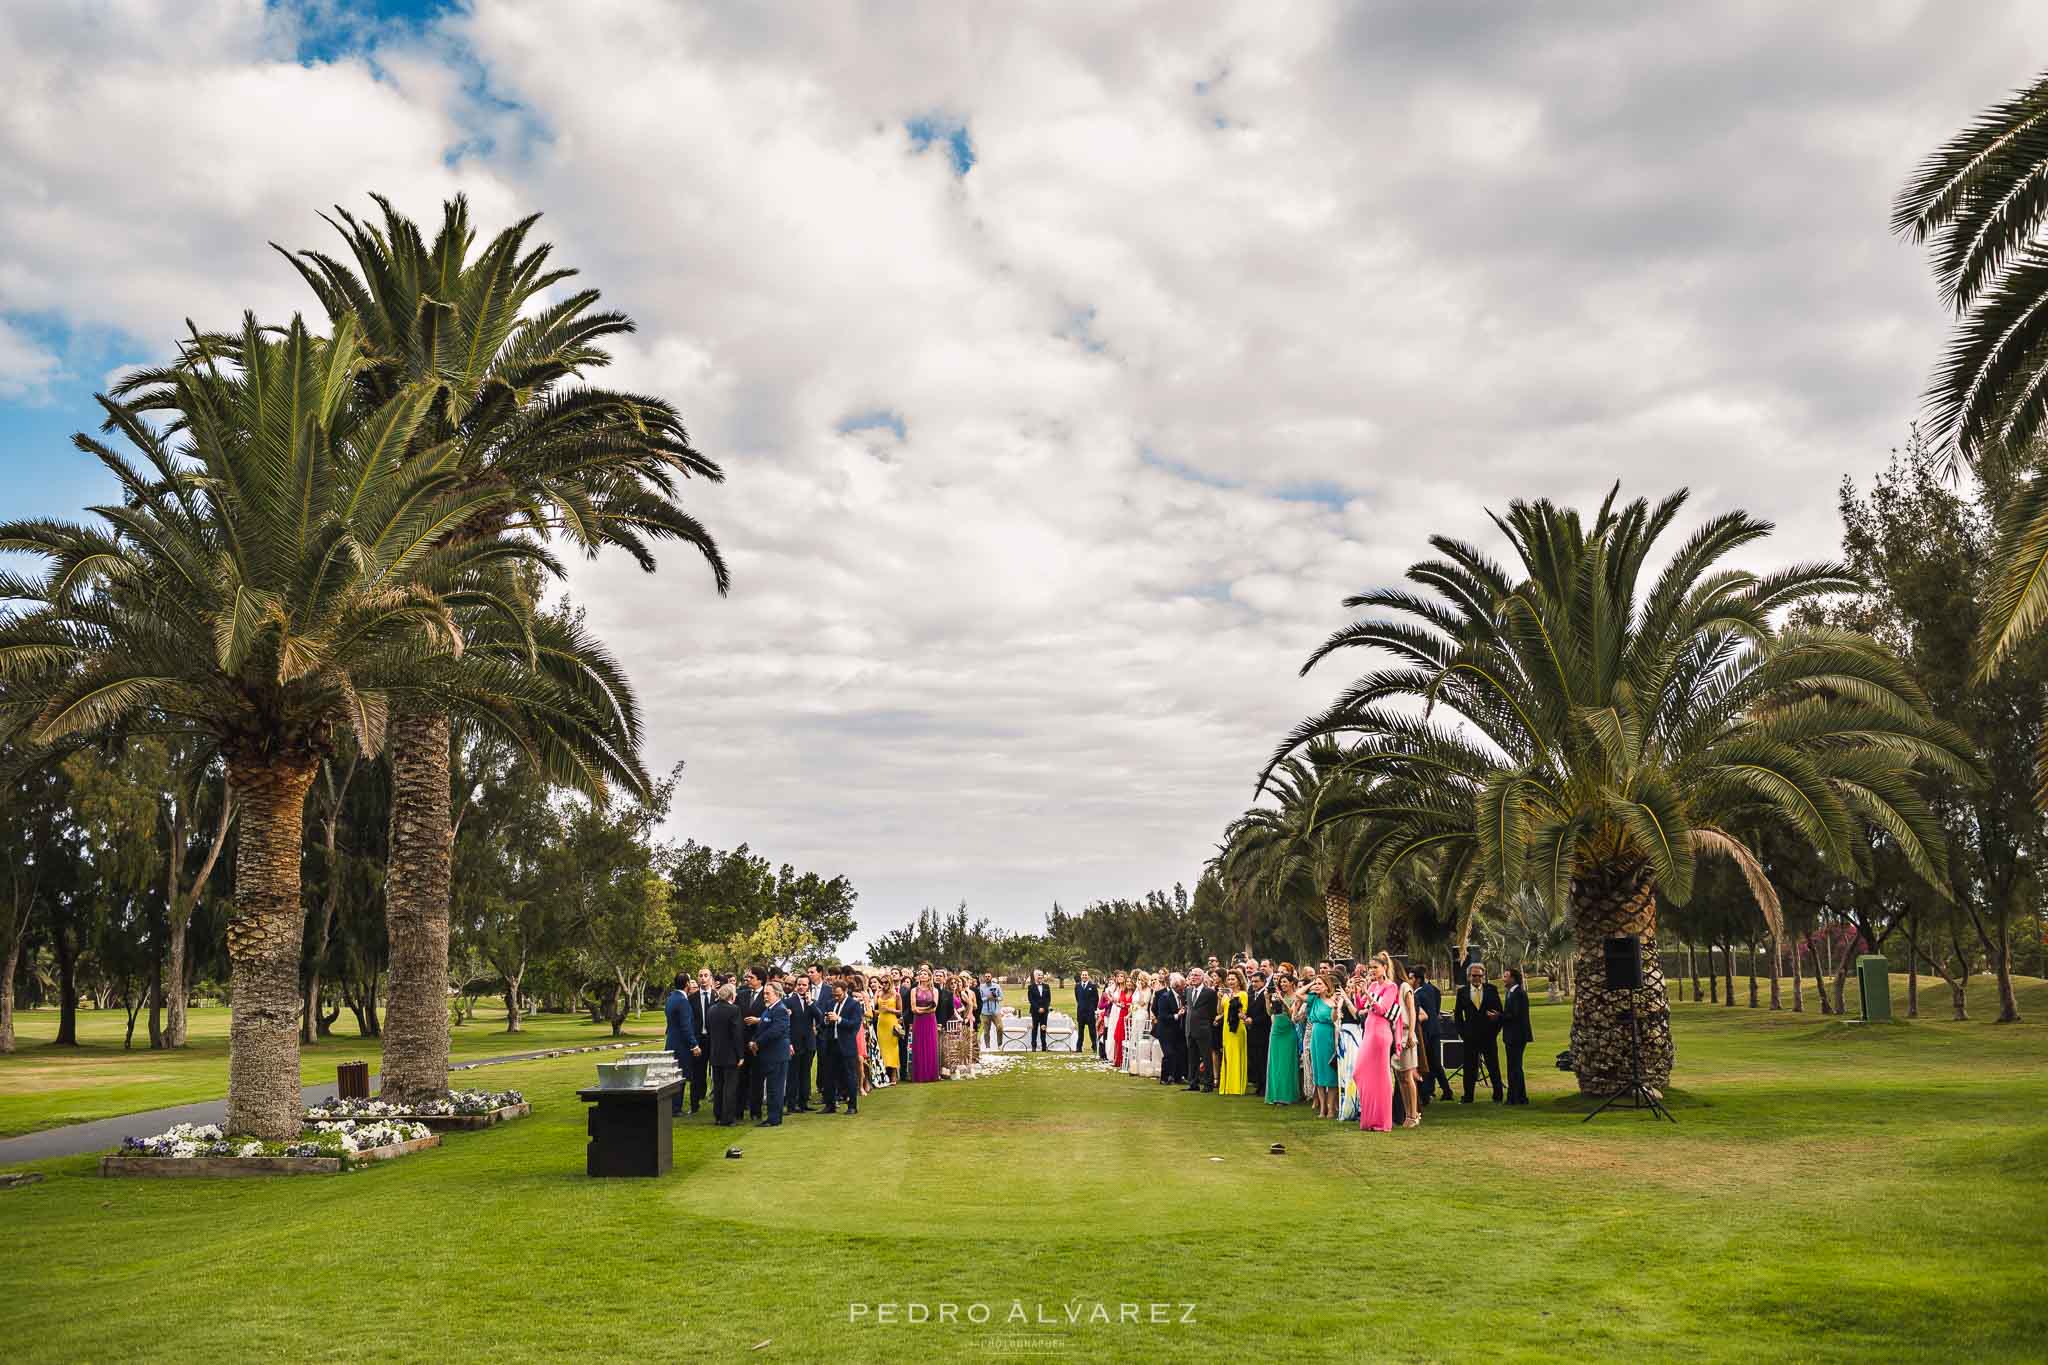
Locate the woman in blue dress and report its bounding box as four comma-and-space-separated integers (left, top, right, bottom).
1303, 972, 1340, 1119
1264, 972, 1302, 1105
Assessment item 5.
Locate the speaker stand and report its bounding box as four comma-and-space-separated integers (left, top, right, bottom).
1582, 990, 1675, 1124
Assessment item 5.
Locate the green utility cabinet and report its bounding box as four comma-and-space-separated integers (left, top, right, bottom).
1856, 955, 1891, 1022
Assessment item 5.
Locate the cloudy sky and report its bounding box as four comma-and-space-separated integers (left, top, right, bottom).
2, 1, 2041, 946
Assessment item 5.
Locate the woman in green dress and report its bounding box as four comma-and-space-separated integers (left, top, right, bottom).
1264, 972, 1302, 1105
1304, 972, 1340, 1118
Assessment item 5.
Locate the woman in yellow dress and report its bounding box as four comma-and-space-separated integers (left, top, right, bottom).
874, 976, 903, 1084
1217, 968, 1250, 1095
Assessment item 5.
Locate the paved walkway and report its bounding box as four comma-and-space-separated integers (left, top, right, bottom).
0, 1041, 643, 1166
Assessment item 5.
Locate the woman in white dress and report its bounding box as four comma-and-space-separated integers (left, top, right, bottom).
1124, 971, 1153, 1076
1133, 971, 1163, 1078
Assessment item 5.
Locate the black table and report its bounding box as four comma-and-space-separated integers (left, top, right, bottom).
576, 1081, 681, 1177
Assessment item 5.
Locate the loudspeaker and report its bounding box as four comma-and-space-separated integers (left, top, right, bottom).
1602, 935, 1643, 991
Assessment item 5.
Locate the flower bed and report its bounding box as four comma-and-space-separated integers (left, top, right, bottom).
306, 1089, 529, 1131
98, 1120, 439, 1178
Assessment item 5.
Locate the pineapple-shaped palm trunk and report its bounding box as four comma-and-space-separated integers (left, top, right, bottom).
223, 755, 321, 1140
1323, 878, 1353, 962
1566, 860, 1674, 1095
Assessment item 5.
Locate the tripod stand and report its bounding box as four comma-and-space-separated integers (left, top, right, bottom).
1583, 991, 1675, 1124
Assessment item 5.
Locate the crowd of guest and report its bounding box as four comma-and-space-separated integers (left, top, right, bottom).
1071, 952, 1535, 1131
659, 952, 1534, 1133
661, 961, 1009, 1128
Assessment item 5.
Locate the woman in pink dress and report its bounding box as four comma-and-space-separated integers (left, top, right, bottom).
1354, 954, 1403, 1132
1109, 979, 1132, 1068
909, 964, 942, 1083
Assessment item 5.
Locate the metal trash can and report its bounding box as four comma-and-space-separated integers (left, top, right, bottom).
1856, 956, 1891, 1022
337, 1060, 371, 1100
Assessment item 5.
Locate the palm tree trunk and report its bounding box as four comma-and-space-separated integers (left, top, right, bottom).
1904, 916, 1920, 1019
1768, 931, 1782, 1011
1567, 860, 1674, 1096
1322, 879, 1352, 962
0, 932, 20, 1054
224, 755, 318, 1140
380, 706, 453, 1101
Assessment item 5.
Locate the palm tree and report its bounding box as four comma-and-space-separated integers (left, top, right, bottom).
1267, 488, 1972, 1095
123, 195, 722, 1100
1894, 69, 2048, 751
0, 316, 616, 1136
1220, 744, 1369, 961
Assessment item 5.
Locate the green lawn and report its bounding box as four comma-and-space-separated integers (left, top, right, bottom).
0, 1005, 663, 1137
2, 977, 2043, 1360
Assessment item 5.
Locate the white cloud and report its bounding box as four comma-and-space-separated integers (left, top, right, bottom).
3, 0, 2042, 946
0, 319, 60, 402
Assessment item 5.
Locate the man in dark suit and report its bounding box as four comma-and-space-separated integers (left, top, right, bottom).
1454, 960, 1505, 1103
1152, 975, 1184, 1084
820, 980, 864, 1114
1502, 967, 1532, 1104
739, 966, 775, 1120
686, 968, 715, 1114
785, 970, 817, 1113
1410, 964, 1452, 1105
1183, 969, 1217, 1092
1073, 972, 1100, 1054
751, 982, 792, 1126
706, 984, 745, 1126
1027, 970, 1053, 1051
662, 971, 701, 1117
806, 965, 835, 1099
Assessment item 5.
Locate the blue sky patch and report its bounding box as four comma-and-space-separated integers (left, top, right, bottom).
1, 315, 155, 518
837, 409, 908, 441
277, 0, 462, 64
906, 114, 975, 176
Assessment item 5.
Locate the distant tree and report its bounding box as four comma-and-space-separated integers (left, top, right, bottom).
1835, 433, 2047, 1021
0, 752, 77, 1052
452, 750, 563, 1032
547, 769, 684, 1035
670, 841, 857, 958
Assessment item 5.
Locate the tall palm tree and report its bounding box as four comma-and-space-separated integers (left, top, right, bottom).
0, 316, 620, 1136
1266, 488, 1972, 1095
1894, 68, 2048, 754
123, 195, 723, 1100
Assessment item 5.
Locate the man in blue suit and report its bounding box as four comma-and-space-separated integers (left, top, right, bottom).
819, 978, 864, 1114
1410, 964, 1452, 1105
751, 982, 793, 1126
663, 971, 700, 1117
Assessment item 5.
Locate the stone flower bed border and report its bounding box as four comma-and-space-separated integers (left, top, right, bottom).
98, 1121, 440, 1178
306, 1090, 531, 1132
